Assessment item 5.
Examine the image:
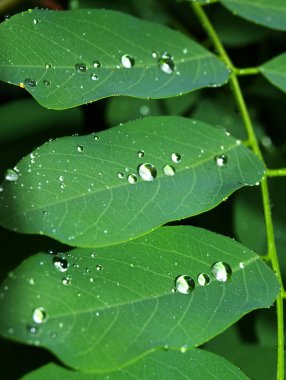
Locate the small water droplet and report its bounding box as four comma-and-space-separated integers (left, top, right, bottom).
62, 276, 72, 285
215, 154, 228, 167
128, 174, 137, 184
137, 150, 145, 158
163, 164, 175, 176
91, 252, 96, 258
28, 278, 35, 285
211, 262, 232, 282
180, 344, 188, 353
158, 52, 175, 74
25, 78, 37, 88
171, 153, 181, 163
152, 51, 159, 58
27, 325, 39, 334
91, 74, 98, 81
138, 163, 157, 181
117, 172, 124, 179
93, 60, 101, 68
75, 63, 87, 73
94, 135, 100, 141
174, 275, 195, 294
33, 19, 39, 25
90, 277, 94, 283
239, 262, 244, 269
96, 264, 103, 271
53, 255, 68, 272
45, 63, 51, 69
197, 273, 210, 286
43, 79, 51, 86
140, 105, 150, 116
32, 307, 47, 324
121, 54, 135, 68
77, 145, 84, 152
59, 175, 64, 182
5, 169, 19, 181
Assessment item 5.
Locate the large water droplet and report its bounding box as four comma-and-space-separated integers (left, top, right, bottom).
174, 275, 195, 294
25, 78, 37, 88
215, 154, 228, 167
128, 174, 137, 184
197, 273, 210, 286
171, 153, 181, 163
158, 52, 175, 74
53, 256, 68, 272
211, 262, 232, 282
138, 163, 157, 181
163, 164, 175, 176
32, 307, 47, 324
75, 63, 87, 73
93, 60, 101, 68
5, 169, 19, 181
121, 54, 135, 68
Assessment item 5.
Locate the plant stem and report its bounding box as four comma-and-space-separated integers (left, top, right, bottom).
191, 4, 284, 380
267, 168, 286, 177
233, 67, 260, 76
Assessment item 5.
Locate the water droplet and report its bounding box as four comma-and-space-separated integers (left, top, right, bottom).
117, 172, 124, 179
174, 275, 195, 294
59, 175, 64, 182
211, 262, 232, 282
45, 63, 51, 69
25, 78, 37, 88
77, 145, 84, 152
215, 154, 228, 167
163, 164, 175, 176
89, 277, 94, 283
0, 186, 3, 192
121, 54, 135, 68
138, 163, 157, 181
53, 256, 68, 272
91, 74, 98, 81
180, 344, 188, 353
43, 79, 51, 86
140, 105, 150, 116
27, 325, 39, 334
33, 19, 39, 25
239, 262, 244, 269
152, 51, 159, 58
62, 276, 72, 285
197, 273, 210, 286
93, 60, 101, 68
94, 135, 100, 141
5, 169, 19, 181
137, 150, 145, 158
32, 307, 47, 324
171, 153, 181, 163
28, 278, 35, 285
128, 174, 137, 184
75, 63, 87, 73
96, 264, 103, 271
91, 252, 96, 258
158, 52, 175, 74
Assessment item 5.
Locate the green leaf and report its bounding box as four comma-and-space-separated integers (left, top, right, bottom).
0, 9, 229, 110
220, 0, 286, 31
0, 226, 279, 371
260, 53, 286, 94
22, 349, 250, 379
0, 116, 265, 248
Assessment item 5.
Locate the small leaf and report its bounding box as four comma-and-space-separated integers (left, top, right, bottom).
0, 116, 265, 247
220, 0, 286, 31
0, 9, 229, 110
260, 53, 286, 94
22, 349, 250, 379
0, 226, 279, 371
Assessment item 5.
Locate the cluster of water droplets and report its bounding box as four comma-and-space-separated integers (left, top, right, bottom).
174, 261, 233, 295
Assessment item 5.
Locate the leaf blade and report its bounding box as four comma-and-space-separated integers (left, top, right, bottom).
260, 53, 286, 94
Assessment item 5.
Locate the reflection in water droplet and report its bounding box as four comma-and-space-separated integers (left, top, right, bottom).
215, 154, 228, 167
62, 276, 72, 285
175, 275, 195, 294
117, 172, 124, 179
96, 264, 103, 271
43, 79, 51, 86
5, 169, 19, 181
75, 63, 87, 72
53, 256, 68, 272
158, 52, 175, 74
211, 262, 232, 282
121, 54, 135, 68
128, 174, 137, 184
77, 145, 84, 152
25, 78, 37, 88
138, 163, 157, 181
91, 74, 98, 81
93, 60, 101, 68
137, 150, 145, 158
171, 153, 181, 163
32, 307, 47, 324
197, 273, 210, 286
163, 164, 175, 176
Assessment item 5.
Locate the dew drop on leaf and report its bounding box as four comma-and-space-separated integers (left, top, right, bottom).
25, 78, 37, 88
5, 169, 19, 181
211, 262, 232, 282
163, 164, 175, 176
75, 63, 87, 73
174, 275, 195, 294
117, 172, 124, 179
33, 19, 39, 25
77, 145, 84, 152
137, 150, 145, 158
62, 276, 72, 285
239, 262, 245, 269
43, 79, 51, 86
32, 307, 47, 324
127, 174, 137, 184
96, 264, 103, 271
91, 74, 99, 81
45, 63, 51, 69
27, 325, 39, 334
215, 154, 228, 167
121, 54, 135, 68
93, 60, 101, 68
158, 52, 175, 74
94, 135, 100, 141
53, 256, 68, 272
171, 153, 181, 163
197, 273, 210, 286
138, 163, 157, 181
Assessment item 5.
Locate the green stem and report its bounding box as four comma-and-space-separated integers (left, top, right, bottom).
191, 4, 284, 380
267, 168, 286, 177
234, 67, 260, 76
